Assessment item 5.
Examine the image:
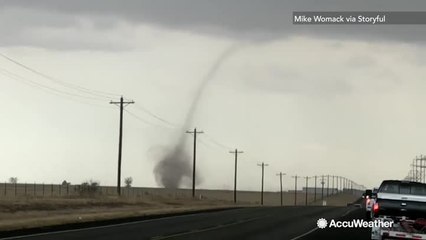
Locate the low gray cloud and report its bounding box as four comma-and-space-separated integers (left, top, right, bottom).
242, 68, 354, 95
1, 0, 426, 50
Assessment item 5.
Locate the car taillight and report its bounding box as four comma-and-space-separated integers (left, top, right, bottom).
373, 203, 379, 214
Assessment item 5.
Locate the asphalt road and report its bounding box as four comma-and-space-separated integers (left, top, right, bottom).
1, 206, 371, 240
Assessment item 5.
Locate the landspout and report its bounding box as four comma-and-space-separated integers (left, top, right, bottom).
153, 45, 239, 188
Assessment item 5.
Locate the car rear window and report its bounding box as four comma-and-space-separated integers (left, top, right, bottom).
380, 182, 426, 196
412, 185, 426, 195
381, 182, 400, 193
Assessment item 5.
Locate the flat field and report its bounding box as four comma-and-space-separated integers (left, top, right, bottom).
0, 187, 361, 231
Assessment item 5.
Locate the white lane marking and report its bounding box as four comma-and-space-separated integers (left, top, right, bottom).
289, 227, 319, 240
0, 209, 240, 240
150, 216, 267, 240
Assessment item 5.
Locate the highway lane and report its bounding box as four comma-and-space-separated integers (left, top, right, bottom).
1, 206, 361, 240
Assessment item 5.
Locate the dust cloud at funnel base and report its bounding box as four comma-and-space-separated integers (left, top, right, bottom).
153, 146, 192, 189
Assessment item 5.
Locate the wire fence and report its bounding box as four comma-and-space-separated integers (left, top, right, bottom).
0, 183, 363, 206
0, 183, 190, 198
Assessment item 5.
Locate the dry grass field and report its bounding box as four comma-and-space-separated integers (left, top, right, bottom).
0, 197, 236, 231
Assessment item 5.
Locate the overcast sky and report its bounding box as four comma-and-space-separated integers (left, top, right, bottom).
1, 0, 426, 191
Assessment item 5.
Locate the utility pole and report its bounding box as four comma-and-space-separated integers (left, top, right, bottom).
421, 155, 424, 183
421, 155, 426, 183
257, 162, 269, 205
342, 177, 345, 192
186, 128, 204, 198
110, 96, 134, 196
346, 178, 349, 190
314, 175, 317, 202
326, 175, 330, 197
292, 175, 301, 206
422, 155, 426, 183
415, 155, 426, 183
276, 172, 286, 206
414, 157, 417, 182
336, 176, 339, 194
229, 149, 243, 204
416, 156, 421, 182
331, 175, 335, 195
417, 156, 420, 182
335, 176, 338, 194
305, 176, 311, 206
343, 177, 348, 190
321, 175, 325, 200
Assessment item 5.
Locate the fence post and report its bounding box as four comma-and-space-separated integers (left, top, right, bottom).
4, 182, 6, 196
25, 183, 27, 196
51, 184, 53, 196
14, 183, 17, 196
42, 183, 45, 196
67, 184, 69, 196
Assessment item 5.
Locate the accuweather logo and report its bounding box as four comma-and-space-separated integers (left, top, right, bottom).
316, 218, 393, 229
317, 218, 328, 229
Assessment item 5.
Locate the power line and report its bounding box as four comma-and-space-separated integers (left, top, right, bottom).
189, 136, 231, 157
0, 68, 112, 108
127, 110, 240, 160
1, 54, 236, 154
203, 133, 232, 150
133, 105, 235, 154
0, 53, 121, 99
134, 104, 178, 127
124, 109, 174, 129
0, 67, 104, 101
195, 136, 232, 152
197, 138, 223, 151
